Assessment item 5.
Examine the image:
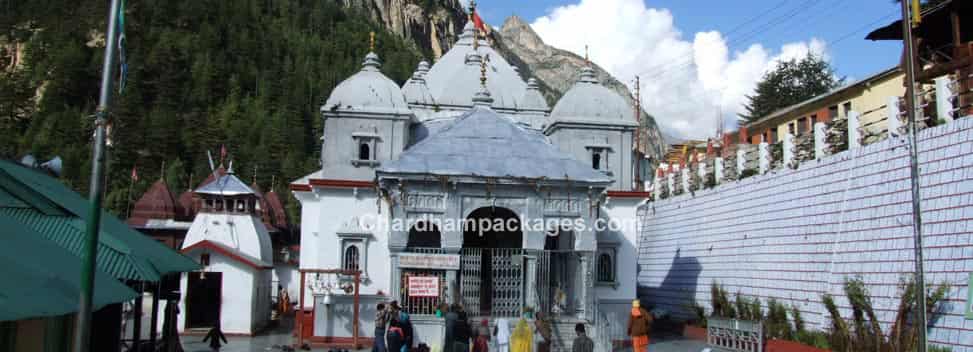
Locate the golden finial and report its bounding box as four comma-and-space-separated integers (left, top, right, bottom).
584, 44, 590, 66
480, 56, 488, 87
369, 31, 375, 52
469, 0, 477, 21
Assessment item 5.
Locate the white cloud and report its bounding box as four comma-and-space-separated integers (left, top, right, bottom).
531, 0, 829, 139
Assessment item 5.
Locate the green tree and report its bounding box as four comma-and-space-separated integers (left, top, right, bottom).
0, 0, 431, 222
739, 55, 844, 123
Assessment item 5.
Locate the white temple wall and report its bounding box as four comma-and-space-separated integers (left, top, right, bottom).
597, 197, 644, 336
545, 126, 634, 192
637, 117, 973, 350
182, 213, 273, 262
174, 256, 258, 335
297, 187, 390, 310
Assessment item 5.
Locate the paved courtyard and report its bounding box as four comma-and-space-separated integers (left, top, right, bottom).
178, 324, 725, 352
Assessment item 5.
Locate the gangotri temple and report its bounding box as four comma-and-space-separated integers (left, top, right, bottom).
290, 4, 649, 349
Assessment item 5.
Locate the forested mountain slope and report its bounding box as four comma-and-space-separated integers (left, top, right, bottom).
0, 0, 433, 219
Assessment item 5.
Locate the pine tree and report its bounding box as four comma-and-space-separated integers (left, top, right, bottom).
739, 55, 844, 123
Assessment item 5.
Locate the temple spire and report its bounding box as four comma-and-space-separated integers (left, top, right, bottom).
369, 31, 375, 52
584, 44, 590, 66
472, 55, 494, 107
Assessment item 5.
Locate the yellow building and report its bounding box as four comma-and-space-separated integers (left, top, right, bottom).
745, 67, 904, 144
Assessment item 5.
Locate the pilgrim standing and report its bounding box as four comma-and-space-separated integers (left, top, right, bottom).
627, 300, 653, 352
572, 323, 594, 352
493, 318, 510, 352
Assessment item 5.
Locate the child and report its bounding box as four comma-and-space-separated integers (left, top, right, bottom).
202, 322, 228, 351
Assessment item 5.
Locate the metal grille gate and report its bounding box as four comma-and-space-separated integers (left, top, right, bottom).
461, 248, 533, 317
460, 248, 482, 315
490, 248, 523, 316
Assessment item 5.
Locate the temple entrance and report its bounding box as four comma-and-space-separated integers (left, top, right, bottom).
545, 227, 576, 316
461, 207, 523, 316
186, 272, 222, 329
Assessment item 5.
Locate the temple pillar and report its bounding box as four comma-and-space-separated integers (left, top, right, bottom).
525, 255, 538, 310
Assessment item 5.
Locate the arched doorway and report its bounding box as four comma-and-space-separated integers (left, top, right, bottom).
407, 221, 441, 249
461, 207, 523, 316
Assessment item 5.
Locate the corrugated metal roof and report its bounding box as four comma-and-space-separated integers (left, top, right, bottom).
0, 160, 199, 282
195, 173, 256, 196
0, 215, 138, 321
378, 106, 613, 183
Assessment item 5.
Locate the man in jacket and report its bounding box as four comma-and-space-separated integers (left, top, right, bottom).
627, 299, 652, 352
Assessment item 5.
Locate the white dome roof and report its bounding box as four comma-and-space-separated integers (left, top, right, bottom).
402, 61, 435, 105
322, 52, 411, 115
519, 78, 549, 111
550, 66, 635, 125
424, 22, 526, 110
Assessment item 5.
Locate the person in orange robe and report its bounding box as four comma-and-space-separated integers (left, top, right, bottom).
627, 299, 653, 352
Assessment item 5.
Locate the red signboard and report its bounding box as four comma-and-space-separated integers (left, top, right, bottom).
407, 276, 440, 297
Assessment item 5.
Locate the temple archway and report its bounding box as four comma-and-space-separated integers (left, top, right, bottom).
407, 221, 441, 249
462, 207, 522, 249
460, 207, 523, 316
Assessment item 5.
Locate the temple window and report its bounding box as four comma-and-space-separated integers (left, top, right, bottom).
343, 245, 360, 271
351, 132, 381, 166
596, 245, 618, 287
358, 143, 371, 160
585, 144, 611, 175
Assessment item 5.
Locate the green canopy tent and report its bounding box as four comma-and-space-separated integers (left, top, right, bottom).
0, 215, 138, 321
0, 160, 199, 282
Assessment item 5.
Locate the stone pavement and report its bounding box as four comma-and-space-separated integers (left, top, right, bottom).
616, 333, 730, 352
178, 318, 725, 352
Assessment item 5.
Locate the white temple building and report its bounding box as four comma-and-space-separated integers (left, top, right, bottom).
175, 169, 275, 335
290, 5, 649, 349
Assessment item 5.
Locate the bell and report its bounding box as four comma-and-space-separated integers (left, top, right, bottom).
323, 292, 333, 305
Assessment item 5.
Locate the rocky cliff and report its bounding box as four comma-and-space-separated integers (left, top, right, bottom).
342, 0, 466, 59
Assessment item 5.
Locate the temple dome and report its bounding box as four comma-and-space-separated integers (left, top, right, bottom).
550, 66, 635, 125
402, 62, 435, 105
322, 52, 411, 115
519, 78, 549, 111
423, 22, 526, 110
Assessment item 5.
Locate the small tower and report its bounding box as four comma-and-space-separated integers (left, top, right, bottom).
178, 166, 274, 335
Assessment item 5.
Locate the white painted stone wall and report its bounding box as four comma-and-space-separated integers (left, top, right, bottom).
175, 256, 258, 335
638, 117, 973, 350
295, 187, 392, 310
598, 198, 646, 329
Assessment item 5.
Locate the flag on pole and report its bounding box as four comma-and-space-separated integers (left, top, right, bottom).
130, 166, 138, 182
473, 11, 487, 34
117, 0, 128, 94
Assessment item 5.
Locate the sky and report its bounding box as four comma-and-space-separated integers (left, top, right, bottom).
466, 0, 906, 139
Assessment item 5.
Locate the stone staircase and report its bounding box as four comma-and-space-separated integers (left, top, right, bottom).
548, 318, 590, 352
477, 317, 594, 352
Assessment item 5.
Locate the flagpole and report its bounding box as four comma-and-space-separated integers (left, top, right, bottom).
900, 1, 928, 351
74, 0, 121, 350
125, 166, 135, 219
